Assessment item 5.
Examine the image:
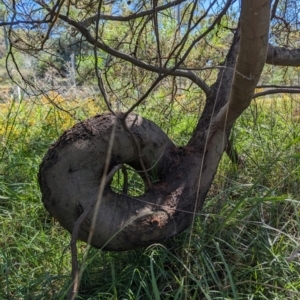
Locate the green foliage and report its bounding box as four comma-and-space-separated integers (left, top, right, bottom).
110, 165, 145, 196
1, 94, 300, 299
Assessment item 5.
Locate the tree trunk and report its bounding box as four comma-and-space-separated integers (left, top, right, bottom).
38, 0, 271, 251
39, 113, 215, 250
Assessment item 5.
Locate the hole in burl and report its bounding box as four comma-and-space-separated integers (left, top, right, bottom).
110, 164, 145, 196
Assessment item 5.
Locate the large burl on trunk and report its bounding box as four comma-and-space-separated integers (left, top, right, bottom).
38, 113, 211, 250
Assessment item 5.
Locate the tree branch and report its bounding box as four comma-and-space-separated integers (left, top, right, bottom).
215, 0, 271, 128
0, 20, 51, 26
266, 44, 300, 66
271, 0, 280, 19
80, 0, 188, 25
171, 0, 233, 71
253, 88, 300, 99
55, 13, 211, 95
257, 85, 300, 89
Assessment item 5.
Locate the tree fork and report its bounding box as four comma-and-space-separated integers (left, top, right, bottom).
38, 0, 271, 251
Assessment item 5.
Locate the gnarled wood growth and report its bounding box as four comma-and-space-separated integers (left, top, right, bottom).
38, 0, 271, 251
39, 112, 212, 250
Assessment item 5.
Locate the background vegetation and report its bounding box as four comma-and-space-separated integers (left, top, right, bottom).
0, 91, 300, 299
1, 0, 300, 299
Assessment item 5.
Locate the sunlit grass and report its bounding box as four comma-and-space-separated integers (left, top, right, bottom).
0, 94, 300, 299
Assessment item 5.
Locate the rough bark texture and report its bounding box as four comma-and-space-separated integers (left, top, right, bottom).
39, 113, 209, 250
267, 45, 300, 66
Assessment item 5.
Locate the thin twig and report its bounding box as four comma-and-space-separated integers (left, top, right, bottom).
53, 13, 210, 95
80, 0, 187, 24
122, 165, 128, 194
105, 164, 124, 185
93, 0, 115, 114
68, 121, 118, 300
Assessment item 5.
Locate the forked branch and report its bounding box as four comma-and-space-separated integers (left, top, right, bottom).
37, 3, 211, 95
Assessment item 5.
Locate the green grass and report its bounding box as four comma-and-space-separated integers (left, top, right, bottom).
0, 94, 300, 299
